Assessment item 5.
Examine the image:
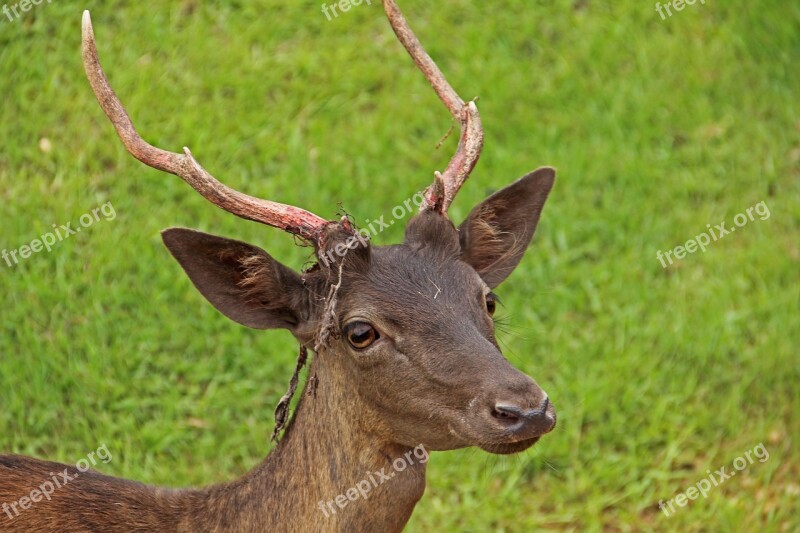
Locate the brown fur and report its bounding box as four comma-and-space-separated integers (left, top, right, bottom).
1, 171, 557, 531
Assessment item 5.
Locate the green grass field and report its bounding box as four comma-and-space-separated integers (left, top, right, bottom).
1, 0, 798, 530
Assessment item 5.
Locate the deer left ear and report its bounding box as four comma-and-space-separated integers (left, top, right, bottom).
161, 228, 309, 331
458, 167, 555, 288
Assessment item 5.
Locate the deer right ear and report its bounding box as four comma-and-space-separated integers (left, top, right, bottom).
161, 228, 308, 331
458, 167, 555, 288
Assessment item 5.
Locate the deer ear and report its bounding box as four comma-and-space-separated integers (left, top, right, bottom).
458, 167, 555, 288
161, 228, 308, 331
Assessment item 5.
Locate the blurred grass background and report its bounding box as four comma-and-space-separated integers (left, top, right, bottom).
1, 0, 798, 531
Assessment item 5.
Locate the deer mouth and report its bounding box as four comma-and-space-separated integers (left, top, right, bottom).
479, 436, 542, 455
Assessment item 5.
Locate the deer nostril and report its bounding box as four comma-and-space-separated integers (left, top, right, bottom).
492, 404, 523, 422
491, 398, 555, 434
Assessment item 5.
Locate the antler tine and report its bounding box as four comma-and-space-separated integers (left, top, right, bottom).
81, 11, 331, 243
382, 0, 484, 215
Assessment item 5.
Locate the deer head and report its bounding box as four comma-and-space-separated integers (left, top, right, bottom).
81, 0, 556, 457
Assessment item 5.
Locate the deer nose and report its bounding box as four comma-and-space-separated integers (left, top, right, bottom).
491, 397, 556, 438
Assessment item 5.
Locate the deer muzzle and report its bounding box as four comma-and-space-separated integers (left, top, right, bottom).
463, 367, 556, 454
491, 396, 556, 441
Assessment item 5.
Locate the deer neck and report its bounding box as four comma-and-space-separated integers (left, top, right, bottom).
198, 348, 427, 532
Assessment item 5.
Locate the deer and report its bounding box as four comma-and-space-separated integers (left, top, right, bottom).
0, 1, 557, 531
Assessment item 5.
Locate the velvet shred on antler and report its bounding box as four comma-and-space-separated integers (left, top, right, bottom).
271, 345, 309, 442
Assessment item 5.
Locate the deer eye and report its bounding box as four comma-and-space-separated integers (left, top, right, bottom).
344, 321, 380, 350
485, 293, 498, 316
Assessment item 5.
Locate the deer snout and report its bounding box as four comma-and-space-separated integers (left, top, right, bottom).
492, 396, 556, 439
459, 342, 556, 451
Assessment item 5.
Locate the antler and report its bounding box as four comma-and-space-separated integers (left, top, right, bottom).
382, 0, 484, 215
81, 11, 332, 243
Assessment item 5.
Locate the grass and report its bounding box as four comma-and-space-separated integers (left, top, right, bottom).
1, 0, 798, 530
